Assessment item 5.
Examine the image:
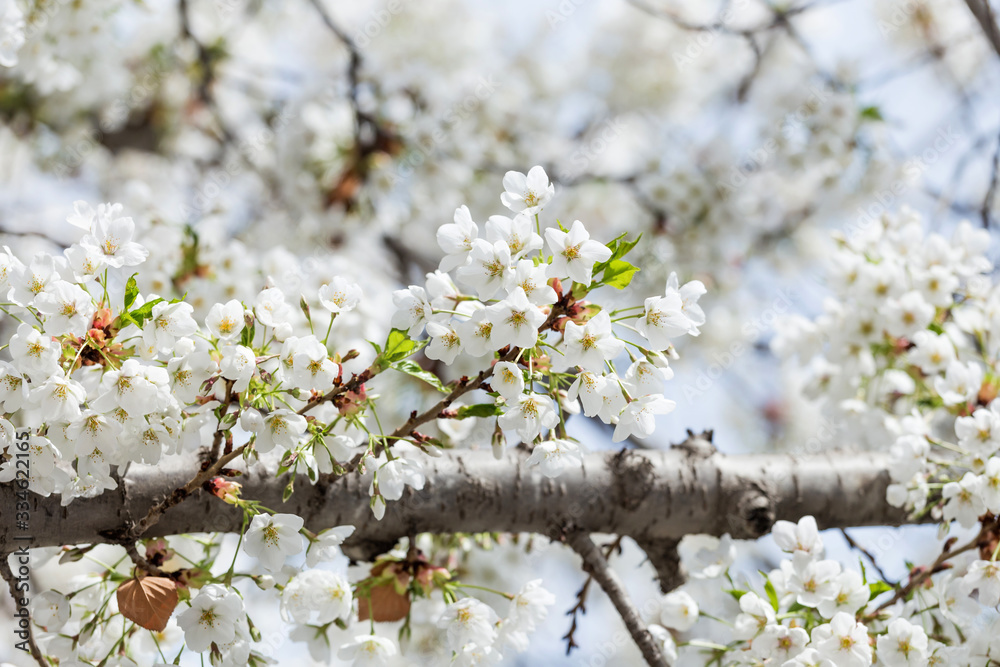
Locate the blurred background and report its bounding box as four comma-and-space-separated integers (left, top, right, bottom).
0, 0, 998, 663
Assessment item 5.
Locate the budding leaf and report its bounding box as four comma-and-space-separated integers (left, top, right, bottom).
763, 576, 780, 612
392, 360, 448, 393
374, 329, 418, 370
127, 298, 165, 328
869, 580, 893, 597
455, 404, 503, 419
592, 232, 641, 276
124, 274, 139, 311
601, 259, 639, 290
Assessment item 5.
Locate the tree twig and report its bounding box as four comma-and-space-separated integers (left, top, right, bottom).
566, 531, 668, 667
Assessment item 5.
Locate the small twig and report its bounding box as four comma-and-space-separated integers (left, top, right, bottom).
566, 532, 668, 667
0, 552, 46, 666
123, 543, 165, 578
864, 517, 996, 620
839, 528, 894, 587
981, 125, 1000, 228
562, 536, 622, 654
964, 0, 1000, 59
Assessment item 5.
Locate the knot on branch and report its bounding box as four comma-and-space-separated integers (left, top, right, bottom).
671, 429, 717, 458
634, 536, 684, 594
731, 481, 775, 538
609, 449, 655, 511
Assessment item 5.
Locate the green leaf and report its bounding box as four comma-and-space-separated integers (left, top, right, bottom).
124, 274, 139, 311
860, 105, 883, 121
763, 576, 780, 612
127, 298, 164, 328
282, 479, 295, 502
601, 259, 639, 290
454, 403, 503, 419
392, 360, 448, 393
592, 232, 642, 276
869, 580, 893, 597
375, 329, 418, 370
723, 588, 747, 602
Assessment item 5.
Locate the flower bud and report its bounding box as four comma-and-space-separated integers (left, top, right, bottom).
240, 408, 263, 432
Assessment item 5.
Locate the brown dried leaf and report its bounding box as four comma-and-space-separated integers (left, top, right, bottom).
117, 576, 179, 632
357, 583, 411, 623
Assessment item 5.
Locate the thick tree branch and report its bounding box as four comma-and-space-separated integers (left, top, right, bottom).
566, 531, 668, 667
964, 0, 1000, 59
1, 448, 918, 553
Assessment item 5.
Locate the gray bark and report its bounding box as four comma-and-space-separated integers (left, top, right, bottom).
0, 447, 916, 560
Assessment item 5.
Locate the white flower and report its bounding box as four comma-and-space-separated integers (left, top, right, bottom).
504, 258, 557, 306
937, 576, 979, 624
979, 457, 1000, 513
559, 311, 624, 372
35, 281, 96, 336
290, 336, 339, 391
91, 359, 160, 415
254, 287, 294, 328
658, 590, 698, 632
255, 409, 307, 454
782, 553, 841, 608
888, 435, 930, 483
963, 559, 1000, 607
491, 361, 525, 402
612, 395, 676, 442
934, 361, 982, 406
942, 472, 986, 528
907, 330, 955, 373
816, 569, 869, 618
176, 584, 244, 652
80, 205, 148, 268
647, 624, 679, 665
206, 300, 246, 341
426, 321, 464, 365
811, 612, 871, 667
370, 451, 425, 501
624, 358, 673, 397
525, 439, 583, 478
318, 276, 362, 313
29, 375, 85, 423
456, 308, 499, 358
733, 592, 775, 640
306, 525, 356, 566
751, 624, 808, 661
31, 591, 70, 631
635, 292, 689, 351
337, 635, 398, 666
458, 239, 512, 301
390, 285, 433, 338
500, 166, 554, 215
10, 252, 58, 306
143, 301, 198, 352
544, 220, 611, 285
486, 288, 546, 350
772, 516, 825, 557
596, 378, 628, 424
437, 597, 500, 650
0, 361, 27, 413
437, 205, 479, 272
506, 580, 555, 633
242, 512, 304, 572
219, 345, 257, 392
64, 242, 105, 282
281, 569, 353, 625
486, 213, 543, 260
568, 371, 606, 417
663, 272, 706, 336
498, 393, 559, 443
681, 534, 736, 579
884, 290, 934, 337
9, 323, 60, 382
876, 618, 928, 667
66, 411, 123, 459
